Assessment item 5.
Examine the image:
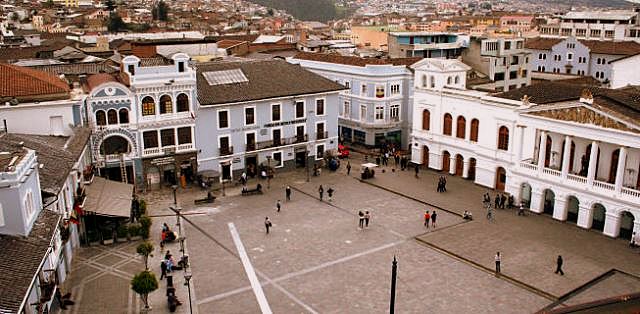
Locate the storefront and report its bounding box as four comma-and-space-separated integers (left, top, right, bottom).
142, 152, 197, 190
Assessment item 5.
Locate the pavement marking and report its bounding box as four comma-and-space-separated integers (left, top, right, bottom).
228, 222, 273, 314
198, 240, 404, 306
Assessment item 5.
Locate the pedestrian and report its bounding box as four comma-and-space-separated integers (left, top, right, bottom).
500, 194, 507, 209
265, 217, 272, 234
364, 211, 371, 228
494, 194, 500, 209
358, 211, 365, 229
394, 153, 400, 167
630, 232, 639, 248
424, 211, 431, 229
285, 186, 291, 201
431, 210, 437, 228
555, 255, 564, 275
442, 176, 447, 192
318, 185, 324, 201
495, 252, 501, 275
415, 164, 419, 178
160, 259, 167, 280
327, 187, 334, 201
276, 200, 281, 212
346, 161, 351, 175
518, 203, 525, 216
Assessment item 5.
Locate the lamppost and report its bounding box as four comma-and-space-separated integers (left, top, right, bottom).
266, 155, 272, 189
184, 272, 193, 314
306, 143, 312, 182
390, 255, 397, 314
170, 205, 182, 237
171, 184, 178, 206
178, 236, 186, 254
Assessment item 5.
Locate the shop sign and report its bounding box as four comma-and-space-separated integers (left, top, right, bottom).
150, 156, 175, 166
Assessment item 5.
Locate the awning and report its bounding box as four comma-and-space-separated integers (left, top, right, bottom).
83, 177, 133, 218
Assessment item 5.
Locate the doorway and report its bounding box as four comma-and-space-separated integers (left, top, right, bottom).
442, 151, 451, 173
221, 163, 232, 181
455, 154, 464, 176
295, 151, 306, 168
245, 156, 257, 177
495, 167, 506, 191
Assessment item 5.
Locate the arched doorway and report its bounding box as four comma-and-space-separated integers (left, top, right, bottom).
619, 211, 635, 239
442, 151, 451, 172
609, 149, 620, 183
567, 196, 579, 223
455, 154, 464, 176
468, 158, 476, 180
543, 189, 555, 215
99, 135, 131, 156
544, 135, 552, 167
422, 146, 429, 168
592, 203, 606, 232
520, 183, 532, 208
495, 167, 506, 191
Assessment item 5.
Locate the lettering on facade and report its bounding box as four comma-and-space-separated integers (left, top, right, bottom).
232, 158, 241, 163
263, 118, 307, 128
150, 156, 175, 166
231, 125, 261, 133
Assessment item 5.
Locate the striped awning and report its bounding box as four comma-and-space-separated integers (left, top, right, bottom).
84, 177, 133, 218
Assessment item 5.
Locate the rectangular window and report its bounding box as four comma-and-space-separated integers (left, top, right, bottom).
361, 84, 368, 96
160, 129, 175, 147
360, 105, 367, 121
511, 56, 519, 65
219, 136, 230, 153
143, 131, 158, 148
590, 29, 601, 37
128, 64, 135, 75
246, 132, 256, 151
316, 144, 325, 160
375, 86, 385, 98
272, 129, 281, 146
390, 84, 400, 95
390, 104, 399, 121
504, 41, 511, 50
344, 81, 350, 93
142, 102, 155, 116
218, 110, 229, 129
567, 52, 573, 61
605, 30, 614, 38
245, 107, 255, 125
509, 71, 517, 79
494, 72, 505, 81
177, 127, 191, 144
576, 29, 586, 37
516, 41, 523, 49
272, 151, 283, 168
271, 104, 281, 121
295, 101, 305, 118
296, 125, 305, 142
178, 62, 185, 73
316, 123, 325, 139
375, 105, 384, 120
316, 98, 325, 115
343, 101, 350, 117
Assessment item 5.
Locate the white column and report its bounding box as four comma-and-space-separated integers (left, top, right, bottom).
615, 147, 627, 193
577, 204, 593, 229
463, 158, 470, 178
603, 212, 621, 238
537, 131, 547, 173
633, 221, 640, 239
552, 195, 568, 221
516, 125, 525, 162
561, 135, 572, 179
529, 189, 543, 214
449, 157, 456, 175
587, 141, 599, 185
173, 128, 179, 148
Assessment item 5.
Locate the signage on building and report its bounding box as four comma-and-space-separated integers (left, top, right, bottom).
233, 158, 241, 163
263, 118, 307, 128
150, 156, 175, 166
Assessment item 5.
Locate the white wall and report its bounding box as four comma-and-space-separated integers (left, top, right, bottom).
0, 101, 78, 136
610, 54, 640, 89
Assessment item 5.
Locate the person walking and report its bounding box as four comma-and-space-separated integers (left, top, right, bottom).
285, 186, 291, 201
500, 194, 507, 209
318, 185, 324, 201
160, 259, 167, 280
265, 217, 272, 234
494, 194, 500, 209
358, 211, 365, 229
364, 211, 371, 228
555, 255, 564, 275
424, 211, 431, 229
327, 187, 334, 202
495, 252, 501, 275
415, 164, 419, 178
431, 210, 437, 228
442, 176, 447, 192
276, 200, 281, 213
346, 161, 351, 175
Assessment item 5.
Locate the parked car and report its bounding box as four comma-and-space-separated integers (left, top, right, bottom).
338, 144, 350, 158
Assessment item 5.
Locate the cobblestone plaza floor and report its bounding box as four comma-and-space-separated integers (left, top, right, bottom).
61, 153, 640, 313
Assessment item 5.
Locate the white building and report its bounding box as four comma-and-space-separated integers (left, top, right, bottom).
411, 58, 640, 240
539, 9, 640, 43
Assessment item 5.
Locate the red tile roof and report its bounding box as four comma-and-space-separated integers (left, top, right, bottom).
0, 64, 70, 100
524, 37, 563, 50
293, 52, 422, 67
217, 40, 247, 49
525, 37, 640, 55
85, 73, 119, 92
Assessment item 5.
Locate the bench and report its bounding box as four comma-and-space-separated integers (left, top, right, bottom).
241, 184, 263, 196
194, 192, 216, 205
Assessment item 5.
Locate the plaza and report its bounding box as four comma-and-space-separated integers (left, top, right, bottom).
60, 153, 640, 313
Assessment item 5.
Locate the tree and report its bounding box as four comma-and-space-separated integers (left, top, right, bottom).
139, 215, 152, 239
152, 0, 169, 21
107, 13, 126, 32
136, 241, 154, 270
131, 271, 158, 310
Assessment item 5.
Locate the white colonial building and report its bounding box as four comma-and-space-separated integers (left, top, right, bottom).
411, 58, 640, 240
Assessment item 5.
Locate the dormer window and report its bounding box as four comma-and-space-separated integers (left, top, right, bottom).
128, 64, 135, 76
178, 62, 185, 73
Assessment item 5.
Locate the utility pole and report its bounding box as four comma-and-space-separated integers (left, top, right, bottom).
390, 255, 397, 314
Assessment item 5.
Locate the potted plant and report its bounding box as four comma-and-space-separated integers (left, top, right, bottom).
116, 224, 129, 242
139, 199, 147, 216
131, 270, 158, 311
102, 228, 114, 245
129, 224, 142, 241
139, 216, 152, 240
136, 241, 154, 270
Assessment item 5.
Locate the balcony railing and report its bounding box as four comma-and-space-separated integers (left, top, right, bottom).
593, 180, 615, 191
177, 143, 194, 151
567, 173, 587, 184
143, 147, 161, 156
219, 146, 233, 156
542, 167, 561, 177
519, 161, 538, 172
316, 131, 328, 140
246, 142, 256, 152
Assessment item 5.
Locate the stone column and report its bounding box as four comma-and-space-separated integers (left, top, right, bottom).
449, 156, 456, 175
587, 141, 599, 186
603, 212, 621, 238
516, 125, 526, 163
615, 146, 627, 193
634, 221, 640, 239
463, 157, 470, 178
552, 195, 568, 221
537, 131, 547, 173
529, 189, 543, 214
561, 135, 572, 179
577, 204, 593, 229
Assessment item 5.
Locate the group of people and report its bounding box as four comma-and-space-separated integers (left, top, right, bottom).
161, 223, 177, 247
423, 210, 438, 229
160, 250, 184, 279
483, 192, 515, 210
436, 176, 447, 193
358, 210, 372, 229
318, 185, 335, 202
373, 151, 411, 171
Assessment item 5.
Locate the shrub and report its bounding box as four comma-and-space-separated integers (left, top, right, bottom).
139, 216, 152, 239
128, 224, 141, 238
131, 270, 158, 309
136, 241, 154, 270
117, 225, 128, 238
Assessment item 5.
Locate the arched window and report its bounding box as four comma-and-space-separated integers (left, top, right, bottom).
470, 119, 479, 142
430, 76, 435, 88
177, 93, 189, 112
456, 116, 466, 139
498, 126, 509, 150
141, 96, 155, 116
422, 109, 430, 131
95, 110, 106, 126
454, 76, 460, 84
443, 113, 452, 136
447, 76, 452, 85
422, 75, 427, 87
160, 95, 173, 114
107, 109, 118, 125
119, 108, 129, 124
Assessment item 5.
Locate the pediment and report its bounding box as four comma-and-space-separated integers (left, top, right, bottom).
526, 105, 640, 134
92, 86, 129, 98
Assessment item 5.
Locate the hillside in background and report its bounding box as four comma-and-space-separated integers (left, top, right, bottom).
250, 0, 341, 22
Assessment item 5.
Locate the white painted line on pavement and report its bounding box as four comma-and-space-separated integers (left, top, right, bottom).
228, 222, 273, 314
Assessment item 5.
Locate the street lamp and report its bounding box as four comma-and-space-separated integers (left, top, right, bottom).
170, 205, 182, 237
390, 255, 397, 314
171, 184, 178, 206
178, 236, 186, 254
183, 272, 193, 314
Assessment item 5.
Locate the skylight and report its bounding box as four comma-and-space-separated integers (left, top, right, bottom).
202, 69, 248, 85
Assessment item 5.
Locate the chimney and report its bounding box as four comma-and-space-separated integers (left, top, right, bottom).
299, 28, 307, 45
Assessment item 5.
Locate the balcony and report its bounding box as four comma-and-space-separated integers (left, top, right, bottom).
316, 131, 328, 140
294, 134, 308, 144
246, 142, 256, 152
219, 146, 233, 156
